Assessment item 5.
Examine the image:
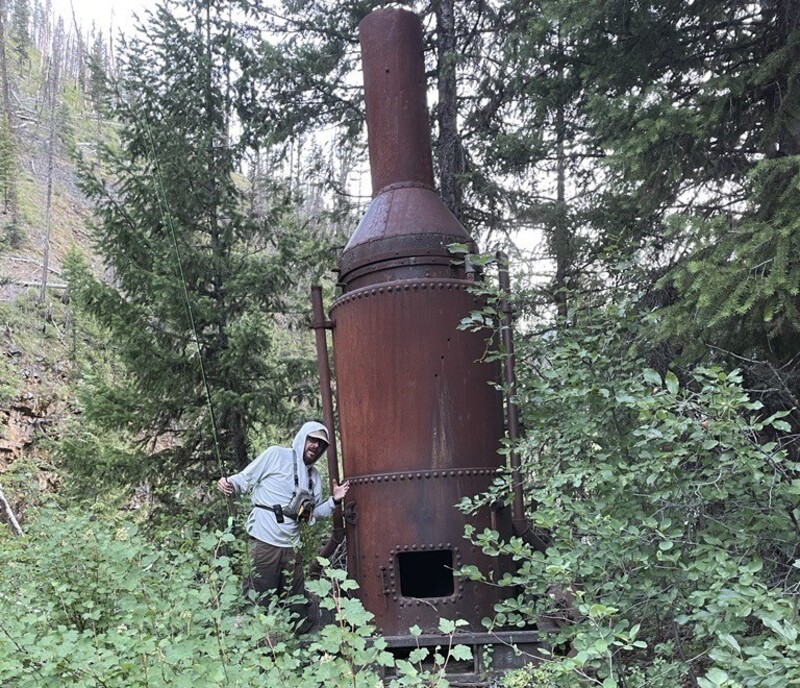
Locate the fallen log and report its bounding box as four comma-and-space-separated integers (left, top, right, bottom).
0, 485, 23, 536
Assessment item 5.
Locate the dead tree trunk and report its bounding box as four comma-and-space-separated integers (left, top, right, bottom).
0, 0, 20, 237
0, 485, 23, 536
39, 26, 62, 303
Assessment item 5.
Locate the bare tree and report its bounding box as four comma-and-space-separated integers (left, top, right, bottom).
39, 20, 62, 302
0, 485, 23, 536
0, 0, 20, 239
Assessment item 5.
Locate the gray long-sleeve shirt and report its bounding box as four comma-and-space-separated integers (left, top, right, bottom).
227, 421, 335, 548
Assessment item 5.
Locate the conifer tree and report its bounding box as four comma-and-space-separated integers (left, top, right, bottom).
11, 0, 30, 65
517, 1, 800, 389
69, 0, 330, 484
0, 0, 19, 245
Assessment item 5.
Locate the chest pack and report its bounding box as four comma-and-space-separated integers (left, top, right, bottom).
254, 452, 314, 524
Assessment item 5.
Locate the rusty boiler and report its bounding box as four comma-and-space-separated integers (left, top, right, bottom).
321, 8, 514, 640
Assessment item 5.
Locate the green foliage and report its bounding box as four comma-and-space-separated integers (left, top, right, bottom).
10, 0, 31, 65
86, 29, 110, 118
460, 296, 800, 686
579, 0, 800, 370
68, 0, 333, 486
659, 155, 800, 360
0, 112, 19, 246
0, 504, 475, 687
472, 0, 800, 339
0, 504, 289, 687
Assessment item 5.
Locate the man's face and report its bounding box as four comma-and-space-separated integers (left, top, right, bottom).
303, 436, 327, 465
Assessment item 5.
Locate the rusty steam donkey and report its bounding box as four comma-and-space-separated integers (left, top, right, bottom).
310, 7, 541, 677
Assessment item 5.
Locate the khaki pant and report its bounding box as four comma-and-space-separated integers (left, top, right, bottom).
246, 537, 316, 634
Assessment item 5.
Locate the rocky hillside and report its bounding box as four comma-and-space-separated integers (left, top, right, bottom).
0, 17, 107, 529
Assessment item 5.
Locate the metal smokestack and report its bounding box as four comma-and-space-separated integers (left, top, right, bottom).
360, 8, 434, 194
338, 10, 476, 291
330, 7, 512, 640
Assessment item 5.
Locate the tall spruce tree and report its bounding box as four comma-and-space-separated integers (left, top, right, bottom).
513, 0, 800, 401
11, 0, 30, 65
69, 0, 330, 484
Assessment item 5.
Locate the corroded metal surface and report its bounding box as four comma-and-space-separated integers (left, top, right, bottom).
327, 7, 513, 638
331, 282, 510, 634
339, 187, 476, 287
340, 9, 476, 288
310, 286, 345, 577
358, 9, 433, 196
331, 282, 504, 478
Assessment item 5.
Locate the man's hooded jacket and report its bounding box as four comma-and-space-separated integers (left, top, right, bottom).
227, 421, 336, 547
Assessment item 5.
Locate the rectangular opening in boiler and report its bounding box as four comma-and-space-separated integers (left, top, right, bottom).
397, 549, 454, 598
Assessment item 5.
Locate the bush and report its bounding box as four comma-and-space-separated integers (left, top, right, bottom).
0, 502, 473, 687
460, 298, 800, 687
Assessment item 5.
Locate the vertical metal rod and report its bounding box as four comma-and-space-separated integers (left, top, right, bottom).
496, 252, 524, 524
496, 256, 548, 553
310, 285, 344, 531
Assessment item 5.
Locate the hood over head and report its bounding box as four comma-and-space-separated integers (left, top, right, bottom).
292, 421, 329, 460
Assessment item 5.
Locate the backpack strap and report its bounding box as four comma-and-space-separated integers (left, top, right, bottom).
292, 449, 313, 492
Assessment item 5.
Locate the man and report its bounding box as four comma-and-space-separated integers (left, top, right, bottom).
217, 421, 349, 633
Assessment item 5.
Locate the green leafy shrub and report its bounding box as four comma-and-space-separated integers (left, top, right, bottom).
460, 297, 800, 687
0, 503, 475, 687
